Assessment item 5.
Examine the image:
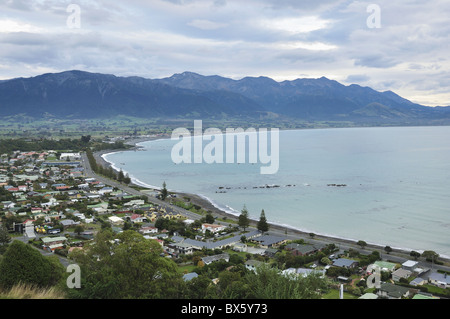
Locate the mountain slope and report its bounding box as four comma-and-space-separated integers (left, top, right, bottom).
0, 70, 448, 123
0, 70, 261, 119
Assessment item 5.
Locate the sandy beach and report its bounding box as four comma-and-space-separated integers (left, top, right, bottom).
93, 136, 450, 265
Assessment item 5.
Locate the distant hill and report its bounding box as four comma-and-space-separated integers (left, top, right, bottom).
0, 70, 449, 124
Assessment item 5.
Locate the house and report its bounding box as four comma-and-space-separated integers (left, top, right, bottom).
359, 293, 378, 299
232, 242, 247, 252
285, 243, 320, 256
108, 216, 124, 225
282, 267, 326, 278
410, 277, 427, 287
60, 153, 81, 161
60, 219, 79, 229
201, 253, 230, 265
168, 242, 194, 256
392, 268, 412, 282
373, 260, 397, 273
98, 187, 114, 195
183, 272, 198, 282
41, 236, 67, 252
130, 214, 147, 223
250, 235, 288, 249
402, 260, 419, 271
245, 260, 265, 272
201, 223, 226, 234
264, 248, 279, 257
139, 226, 158, 235
332, 258, 359, 269
428, 272, 450, 289
2, 201, 15, 209
378, 283, 412, 299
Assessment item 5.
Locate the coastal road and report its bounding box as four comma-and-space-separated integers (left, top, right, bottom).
81, 152, 203, 222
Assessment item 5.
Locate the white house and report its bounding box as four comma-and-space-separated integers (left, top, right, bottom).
60, 153, 81, 161
201, 223, 226, 234
108, 216, 124, 225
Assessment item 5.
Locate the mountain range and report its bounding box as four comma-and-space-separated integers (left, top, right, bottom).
0, 70, 449, 124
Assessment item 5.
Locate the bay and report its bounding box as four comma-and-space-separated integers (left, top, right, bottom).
104, 126, 450, 257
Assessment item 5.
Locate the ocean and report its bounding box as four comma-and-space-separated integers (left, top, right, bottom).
103, 126, 450, 257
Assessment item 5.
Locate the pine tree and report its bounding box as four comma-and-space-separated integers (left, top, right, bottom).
238, 205, 250, 231
160, 181, 168, 200
257, 209, 269, 234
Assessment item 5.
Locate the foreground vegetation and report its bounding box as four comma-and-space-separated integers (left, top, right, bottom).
0, 230, 331, 299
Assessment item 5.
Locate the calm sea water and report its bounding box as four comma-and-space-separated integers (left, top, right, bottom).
104, 126, 450, 257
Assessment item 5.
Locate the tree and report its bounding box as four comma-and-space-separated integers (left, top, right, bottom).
74, 225, 85, 235
422, 250, 439, 263
357, 240, 367, 249
123, 173, 131, 185
80, 135, 91, 144
204, 212, 215, 224
0, 224, 11, 247
0, 240, 64, 289
257, 209, 269, 234
160, 181, 168, 201
238, 205, 250, 231
118, 169, 125, 183
384, 246, 392, 254
68, 230, 185, 299
410, 251, 421, 260
244, 264, 329, 299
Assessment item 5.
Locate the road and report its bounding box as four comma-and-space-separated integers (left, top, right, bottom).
81, 152, 202, 221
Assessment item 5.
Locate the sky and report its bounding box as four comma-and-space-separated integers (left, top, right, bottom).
0, 0, 449, 106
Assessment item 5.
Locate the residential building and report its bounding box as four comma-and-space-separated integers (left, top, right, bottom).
377, 283, 411, 299
392, 268, 412, 282
332, 258, 359, 269
201, 253, 230, 265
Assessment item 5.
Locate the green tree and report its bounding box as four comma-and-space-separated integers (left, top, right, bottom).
160, 181, 168, 201
422, 250, 439, 263
204, 212, 215, 224
118, 169, 125, 183
68, 230, 184, 299
0, 224, 11, 247
257, 209, 269, 234
410, 251, 421, 260
384, 246, 392, 254
74, 225, 85, 235
357, 240, 367, 249
0, 240, 64, 289
244, 264, 329, 299
238, 205, 250, 231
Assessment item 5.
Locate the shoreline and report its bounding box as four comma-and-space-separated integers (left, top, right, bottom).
94, 133, 450, 264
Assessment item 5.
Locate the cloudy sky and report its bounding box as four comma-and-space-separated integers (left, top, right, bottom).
1, 0, 449, 106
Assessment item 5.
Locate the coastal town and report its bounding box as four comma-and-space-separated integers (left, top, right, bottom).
0, 137, 449, 300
